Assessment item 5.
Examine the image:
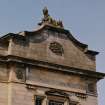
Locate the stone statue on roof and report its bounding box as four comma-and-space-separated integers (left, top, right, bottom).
38, 7, 64, 28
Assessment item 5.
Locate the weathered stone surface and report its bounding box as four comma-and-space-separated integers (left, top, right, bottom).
10, 83, 34, 105
80, 96, 98, 105
0, 21, 104, 105
0, 63, 8, 81
27, 67, 86, 93
0, 83, 8, 105
7, 29, 96, 71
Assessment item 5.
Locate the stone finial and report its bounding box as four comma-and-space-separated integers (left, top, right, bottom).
38, 7, 64, 28
43, 7, 49, 17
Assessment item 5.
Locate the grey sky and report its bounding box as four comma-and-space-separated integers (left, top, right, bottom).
0, 0, 105, 105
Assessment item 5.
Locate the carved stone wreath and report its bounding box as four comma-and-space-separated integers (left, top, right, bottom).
16, 69, 23, 79
49, 42, 64, 56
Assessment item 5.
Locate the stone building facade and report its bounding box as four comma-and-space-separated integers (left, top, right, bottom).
0, 7, 105, 105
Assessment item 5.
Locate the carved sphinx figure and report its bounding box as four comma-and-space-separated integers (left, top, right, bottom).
39, 7, 64, 28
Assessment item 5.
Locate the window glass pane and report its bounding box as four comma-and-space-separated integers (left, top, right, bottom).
35, 96, 43, 105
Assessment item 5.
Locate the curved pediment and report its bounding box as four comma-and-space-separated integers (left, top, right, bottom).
0, 24, 98, 71
21, 24, 98, 56
17, 24, 97, 55
25, 24, 88, 51
0, 24, 98, 56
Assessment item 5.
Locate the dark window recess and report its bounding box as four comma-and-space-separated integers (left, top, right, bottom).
49, 100, 64, 105
87, 83, 95, 93
35, 96, 43, 105
69, 103, 77, 105
70, 104, 76, 105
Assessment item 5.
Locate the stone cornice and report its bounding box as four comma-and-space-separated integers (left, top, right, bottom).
0, 55, 105, 80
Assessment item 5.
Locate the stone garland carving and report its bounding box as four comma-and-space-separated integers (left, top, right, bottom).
16, 69, 23, 79
49, 42, 64, 56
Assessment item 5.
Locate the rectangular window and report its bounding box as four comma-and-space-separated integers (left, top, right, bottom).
35, 96, 43, 105
87, 83, 96, 94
